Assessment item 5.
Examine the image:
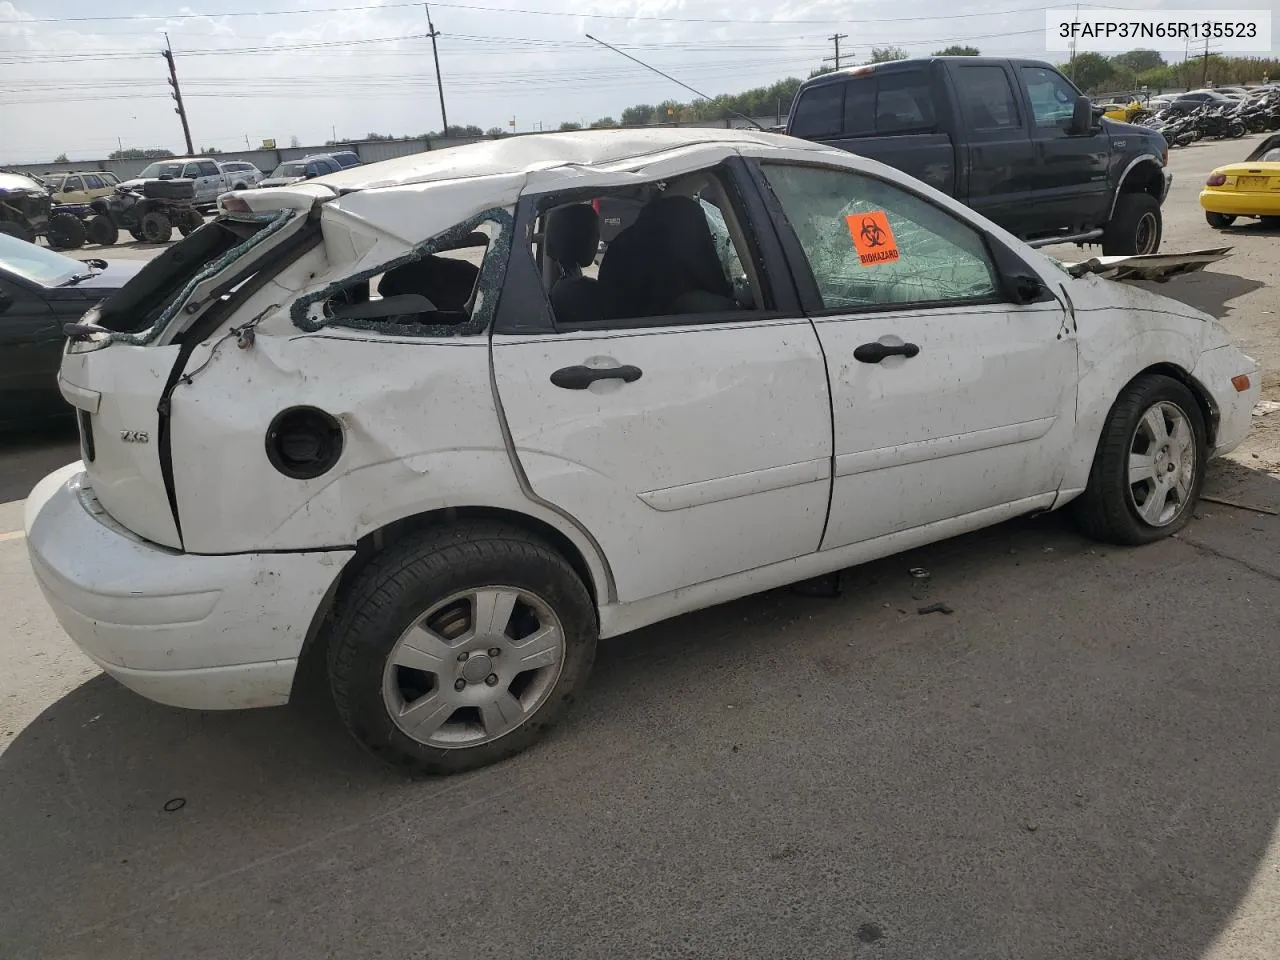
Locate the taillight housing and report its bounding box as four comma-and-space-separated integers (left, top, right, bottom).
1206, 173, 1227, 186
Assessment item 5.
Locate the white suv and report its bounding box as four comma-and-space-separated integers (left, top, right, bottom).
25, 129, 1260, 775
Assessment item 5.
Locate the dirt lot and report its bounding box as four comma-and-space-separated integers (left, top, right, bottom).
1, 135, 1278, 960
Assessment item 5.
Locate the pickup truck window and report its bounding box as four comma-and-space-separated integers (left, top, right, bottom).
760, 162, 999, 311
1020, 66, 1078, 126
182, 164, 200, 179
841, 71, 937, 136
790, 83, 844, 138
953, 65, 1023, 130
198, 161, 220, 177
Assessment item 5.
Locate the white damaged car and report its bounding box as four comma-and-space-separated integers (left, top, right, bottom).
24, 128, 1260, 775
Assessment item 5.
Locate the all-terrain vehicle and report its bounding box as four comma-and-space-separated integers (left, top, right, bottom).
82, 179, 205, 245
0, 170, 88, 249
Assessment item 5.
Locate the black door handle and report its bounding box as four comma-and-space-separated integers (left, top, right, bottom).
854, 341, 920, 364
550, 364, 643, 389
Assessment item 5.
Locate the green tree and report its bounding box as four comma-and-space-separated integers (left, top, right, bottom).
108, 147, 175, 160
485, 126, 509, 137
589, 116, 618, 129
621, 104, 654, 126
808, 65, 836, 78
1110, 49, 1163, 74
558, 121, 582, 131
934, 45, 980, 56
53, 152, 68, 162
1065, 52, 1114, 91
870, 46, 908, 62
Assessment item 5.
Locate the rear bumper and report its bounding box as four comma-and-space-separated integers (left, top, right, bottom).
24, 463, 354, 710
1199, 190, 1280, 217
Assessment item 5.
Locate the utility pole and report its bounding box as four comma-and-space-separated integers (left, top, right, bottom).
823, 32, 849, 70
425, 4, 449, 135
161, 33, 194, 156
1201, 37, 1210, 87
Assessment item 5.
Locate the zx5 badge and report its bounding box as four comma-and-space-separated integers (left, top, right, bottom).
119, 430, 149, 443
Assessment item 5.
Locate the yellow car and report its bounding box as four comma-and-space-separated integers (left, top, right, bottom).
1201, 133, 1280, 229
43, 170, 122, 205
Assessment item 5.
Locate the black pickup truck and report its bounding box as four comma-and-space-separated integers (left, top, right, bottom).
785, 56, 1173, 255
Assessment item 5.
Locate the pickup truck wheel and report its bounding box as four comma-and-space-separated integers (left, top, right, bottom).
1071, 374, 1207, 546
1102, 192, 1161, 256
325, 522, 597, 775
86, 214, 119, 246
1205, 212, 1236, 229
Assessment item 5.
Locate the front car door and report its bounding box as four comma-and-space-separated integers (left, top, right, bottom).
744, 153, 1079, 551
1016, 63, 1111, 236
944, 61, 1036, 236
58, 175, 87, 204
490, 158, 835, 604
197, 161, 223, 202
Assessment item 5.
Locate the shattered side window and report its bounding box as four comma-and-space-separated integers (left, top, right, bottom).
759, 162, 1000, 310
291, 207, 513, 337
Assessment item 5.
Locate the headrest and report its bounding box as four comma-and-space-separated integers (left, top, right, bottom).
545, 203, 600, 269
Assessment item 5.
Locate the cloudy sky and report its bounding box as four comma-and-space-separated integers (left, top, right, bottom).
1, 0, 1274, 163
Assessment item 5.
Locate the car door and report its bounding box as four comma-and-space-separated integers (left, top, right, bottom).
747, 157, 1078, 551
81, 173, 110, 201
197, 161, 223, 202
489, 162, 835, 604
0, 274, 66, 425
58, 175, 87, 204
944, 61, 1036, 236
1017, 64, 1111, 234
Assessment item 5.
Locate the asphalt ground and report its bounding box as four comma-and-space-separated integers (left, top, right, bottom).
1, 133, 1278, 960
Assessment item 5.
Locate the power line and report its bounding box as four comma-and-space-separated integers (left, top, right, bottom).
17, 1, 1119, 25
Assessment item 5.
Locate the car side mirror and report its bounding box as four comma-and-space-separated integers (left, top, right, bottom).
328, 294, 438, 321
1005, 273, 1047, 304
1069, 95, 1095, 134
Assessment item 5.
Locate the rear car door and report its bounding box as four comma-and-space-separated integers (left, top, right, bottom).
944, 61, 1036, 235
1016, 64, 1111, 235
490, 160, 835, 604
747, 156, 1078, 551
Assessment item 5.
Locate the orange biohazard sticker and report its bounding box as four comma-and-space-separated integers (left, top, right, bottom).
847, 211, 899, 266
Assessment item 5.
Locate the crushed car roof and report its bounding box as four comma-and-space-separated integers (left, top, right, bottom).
309, 127, 837, 192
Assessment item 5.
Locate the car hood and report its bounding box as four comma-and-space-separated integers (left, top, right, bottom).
42, 259, 148, 302
258, 176, 306, 188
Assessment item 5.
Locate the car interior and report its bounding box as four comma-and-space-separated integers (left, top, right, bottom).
530, 168, 762, 327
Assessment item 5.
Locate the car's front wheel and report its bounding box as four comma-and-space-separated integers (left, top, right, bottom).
1102, 191, 1162, 255
326, 522, 597, 775
1071, 373, 1207, 545
1206, 211, 1236, 229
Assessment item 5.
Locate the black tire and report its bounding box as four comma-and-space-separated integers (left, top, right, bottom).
232, 182, 248, 191
177, 209, 204, 237
1259, 216, 1280, 229
1205, 211, 1236, 229
1070, 373, 1208, 546
0, 220, 35, 243
325, 522, 598, 775
46, 212, 87, 250
86, 214, 119, 246
128, 227, 145, 242
139, 212, 172, 243
1102, 191, 1162, 256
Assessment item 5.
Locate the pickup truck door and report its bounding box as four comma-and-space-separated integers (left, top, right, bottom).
1015, 64, 1111, 235
945, 61, 1036, 236
749, 157, 1078, 551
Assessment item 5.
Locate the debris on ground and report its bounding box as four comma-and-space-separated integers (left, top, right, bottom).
917, 602, 954, 616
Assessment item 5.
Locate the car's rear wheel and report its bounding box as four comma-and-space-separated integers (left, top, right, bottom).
46, 212, 87, 250
325, 522, 597, 775
1102, 191, 1161, 256
86, 214, 119, 246
1205, 211, 1236, 229
1071, 374, 1207, 545
140, 212, 172, 243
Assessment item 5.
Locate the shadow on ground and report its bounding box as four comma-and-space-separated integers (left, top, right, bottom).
1128, 269, 1266, 320
2, 466, 1279, 959
0, 423, 78, 505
